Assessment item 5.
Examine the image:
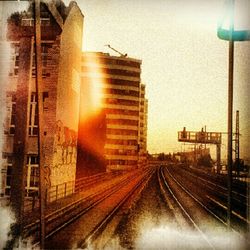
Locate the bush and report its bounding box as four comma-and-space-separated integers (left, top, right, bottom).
197, 154, 213, 168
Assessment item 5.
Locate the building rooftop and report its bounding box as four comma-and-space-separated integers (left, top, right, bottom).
82, 51, 142, 63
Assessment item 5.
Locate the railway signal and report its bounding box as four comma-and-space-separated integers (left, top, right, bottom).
178, 127, 222, 173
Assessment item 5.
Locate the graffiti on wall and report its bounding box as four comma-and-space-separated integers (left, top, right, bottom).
55, 120, 77, 166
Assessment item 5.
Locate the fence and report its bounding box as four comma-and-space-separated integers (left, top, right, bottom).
24, 172, 113, 212
24, 180, 75, 212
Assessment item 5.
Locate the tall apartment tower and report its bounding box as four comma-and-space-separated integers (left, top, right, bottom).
138, 84, 148, 167
80, 52, 148, 171
0, 1, 83, 200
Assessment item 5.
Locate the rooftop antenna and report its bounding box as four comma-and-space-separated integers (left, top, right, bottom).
105, 44, 127, 57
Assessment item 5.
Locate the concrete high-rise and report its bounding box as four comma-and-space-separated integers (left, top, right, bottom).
80, 52, 148, 171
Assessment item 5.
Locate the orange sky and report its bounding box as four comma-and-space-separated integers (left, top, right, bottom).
65, 0, 249, 162
1, 0, 249, 162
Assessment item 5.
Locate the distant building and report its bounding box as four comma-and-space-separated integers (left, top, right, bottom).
0, 1, 83, 200
175, 147, 210, 165
80, 52, 148, 171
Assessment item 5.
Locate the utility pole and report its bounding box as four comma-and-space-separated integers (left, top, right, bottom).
204, 125, 206, 150
235, 110, 240, 177
227, 0, 234, 229
34, 0, 46, 247
217, 0, 250, 229
194, 143, 197, 166
216, 143, 221, 174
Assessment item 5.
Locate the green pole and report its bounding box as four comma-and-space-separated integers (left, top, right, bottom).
227, 0, 234, 229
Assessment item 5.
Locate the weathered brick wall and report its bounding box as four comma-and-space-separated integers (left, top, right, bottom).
1, 1, 84, 197
52, 3, 83, 186
35, 37, 61, 188
10, 36, 32, 212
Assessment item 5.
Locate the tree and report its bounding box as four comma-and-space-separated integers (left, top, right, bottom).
197, 154, 213, 168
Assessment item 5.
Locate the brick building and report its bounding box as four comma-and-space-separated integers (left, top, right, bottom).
80, 52, 148, 172
0, 0, 83, 201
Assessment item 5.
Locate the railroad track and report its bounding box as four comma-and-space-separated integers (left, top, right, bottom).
78, 168, 154, 249
25, 168, 153, 248
75, 171, 120, 192
159, 164, 250, 248
158, 166, 217, 249
166, 165, 249, 233
176, 166, 248, 217
183, 165, 247, 196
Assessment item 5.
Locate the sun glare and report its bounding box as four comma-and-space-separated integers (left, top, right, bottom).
85, 56, 105, 112
78, 54, 107, 157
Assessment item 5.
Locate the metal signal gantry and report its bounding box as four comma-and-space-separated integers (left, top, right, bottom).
178, 127, 222, 173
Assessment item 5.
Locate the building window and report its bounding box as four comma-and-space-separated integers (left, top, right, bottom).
105, 98, 139, 106
21, 17, 50, 26
9, 94, 16, 135
43, 92, 49, 111
106, 119, 138, 126
103, 68, 140, 78
32, 43, 50, 77
10, 42, 50, 77
3, 154, 39, 197
29, 93, 38, 136
26, 155, 39, 197
4, 155, 13, 196
21, 18, 34, 26
10, 43, 20, 76
41, 18, 50, 26
41, 44, 49, 67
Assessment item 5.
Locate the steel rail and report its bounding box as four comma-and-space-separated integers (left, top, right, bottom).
24, 170, 147, 242
158, 167, 215, 250
24, 173, 132, 231
75, 172, 120, 192
78, 169, 154, 249
206, 195, 250, 224
29, 168, 153, 247
164, 166, 228, 227
187, 165, 247, 192
168, 166, 249, 225
181, 166, 247, 201
164, 165, 249, 238
177, 167, 247, 211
